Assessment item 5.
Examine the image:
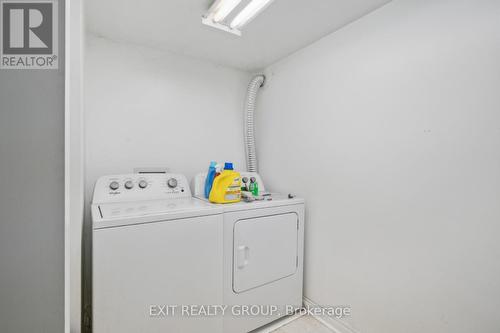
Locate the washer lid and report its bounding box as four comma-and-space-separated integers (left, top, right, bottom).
93, 198, 223, 229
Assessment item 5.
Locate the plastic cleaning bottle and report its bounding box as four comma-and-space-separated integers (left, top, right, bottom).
249, 177, 256, 194
204, 161, 217, 199
209, 162, 241, 204
241, 177, 249, 191
252, 181, 259, 196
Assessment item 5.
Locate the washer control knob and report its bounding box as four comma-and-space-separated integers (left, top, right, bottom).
124, 181, 134, 190
109, 181, 119, 191
167, 178, 178, 188
138, 180, 148, 189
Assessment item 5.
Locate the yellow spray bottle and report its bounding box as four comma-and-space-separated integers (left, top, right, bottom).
209, 162, 241, 204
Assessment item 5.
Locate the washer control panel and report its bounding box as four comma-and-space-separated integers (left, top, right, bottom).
92, 173, 191, 204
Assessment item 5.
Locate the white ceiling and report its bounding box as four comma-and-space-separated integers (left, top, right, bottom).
86, 0, 392, 72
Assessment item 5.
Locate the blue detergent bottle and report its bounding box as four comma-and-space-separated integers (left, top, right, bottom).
204, 161, 217, 198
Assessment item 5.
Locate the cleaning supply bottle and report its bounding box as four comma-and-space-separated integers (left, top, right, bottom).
249, 177, 256, 194
241, 177, 249, 191
204, 161, 217, 199
209, 162, 241, 203
252, 180, 259, 196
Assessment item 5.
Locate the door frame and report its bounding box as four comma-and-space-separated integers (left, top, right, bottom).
65, 0, 84, 332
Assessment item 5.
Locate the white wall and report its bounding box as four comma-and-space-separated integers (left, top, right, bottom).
258, 1, 500, 332
85, 35, 251, 183
0, 2, 66, 332
83, 34, 251, 329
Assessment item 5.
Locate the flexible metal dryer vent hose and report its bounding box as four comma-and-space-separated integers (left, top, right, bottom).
244, 74, 265, 173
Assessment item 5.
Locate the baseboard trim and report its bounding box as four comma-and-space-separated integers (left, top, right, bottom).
252, 310, 305, 333
303, 297, 359, 333
253, 298, 359, 333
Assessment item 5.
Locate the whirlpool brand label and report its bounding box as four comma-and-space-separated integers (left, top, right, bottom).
0, 0, 58, 69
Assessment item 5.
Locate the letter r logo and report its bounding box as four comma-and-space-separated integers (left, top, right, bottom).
2, 1, 53, 54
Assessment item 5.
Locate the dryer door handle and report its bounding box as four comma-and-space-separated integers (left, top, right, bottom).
236, 245, 250, 269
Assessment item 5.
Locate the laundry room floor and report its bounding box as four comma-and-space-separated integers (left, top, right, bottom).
267, 316, 333, 333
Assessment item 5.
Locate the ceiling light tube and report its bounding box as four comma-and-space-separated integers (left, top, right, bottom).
230, 0, 275, 29
209, 0, 242, 23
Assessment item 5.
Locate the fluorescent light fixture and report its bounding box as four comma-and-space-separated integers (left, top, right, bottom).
230, 0, 275, 29
208, 0, 242, 23
202, 0, 275, 36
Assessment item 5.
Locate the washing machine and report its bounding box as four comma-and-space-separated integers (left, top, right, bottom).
91, 173, 224, 333
194, 172, 305, 333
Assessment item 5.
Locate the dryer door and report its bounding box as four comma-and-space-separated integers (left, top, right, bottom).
233, 213, 298, 293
